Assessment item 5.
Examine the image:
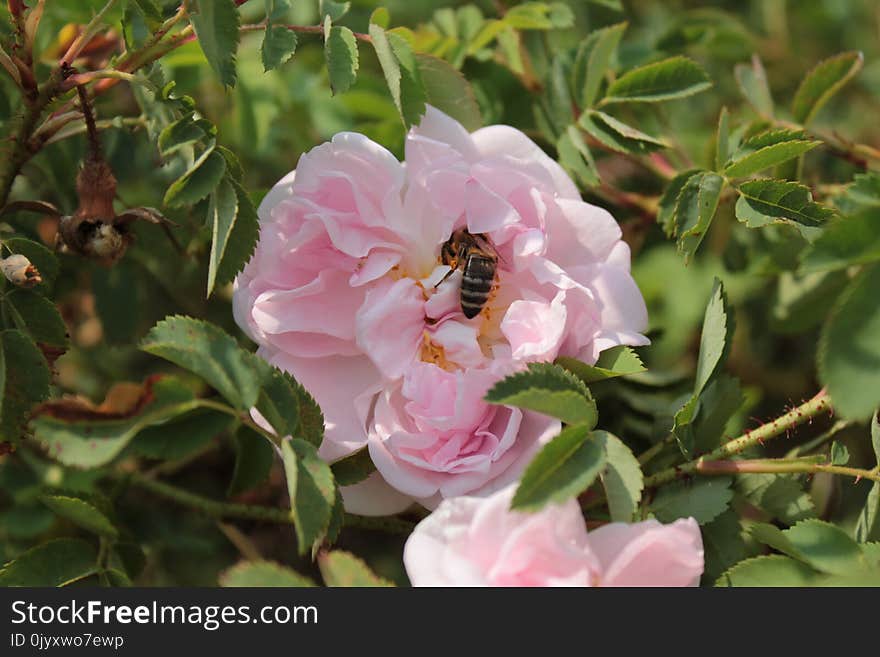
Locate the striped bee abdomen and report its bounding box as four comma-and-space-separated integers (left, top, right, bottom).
460, 254, 496, 319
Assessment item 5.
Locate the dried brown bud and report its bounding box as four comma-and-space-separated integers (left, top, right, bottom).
1, 253, 42, 287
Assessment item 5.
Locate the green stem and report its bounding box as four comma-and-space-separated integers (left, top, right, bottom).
113, 471, 416, 535
343, 513, 415, 535
638, 433, 675, 466
643, 390, 831, 489
117, 470, 298, 525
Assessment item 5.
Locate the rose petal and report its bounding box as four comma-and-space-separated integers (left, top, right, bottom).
589, 518, 705, 587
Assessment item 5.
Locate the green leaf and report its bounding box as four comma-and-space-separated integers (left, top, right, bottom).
573, 22, 627, 108
320, 0, 350, 21
228, 425, 275, 497
855, 414, 880, 542
485, 362, 598, 427
856, 481, 880, 543
511, 425, 606, 512
716, 554, 817, 587
330, 447, 376, 487
318, 550, 394, 587
692, 375, 744, 454
3, 238, 59, 294
34, 378, 200, 468
837, 172, 880, 211
578, 110, 668, 154
3, 289, 69, 350
141, 316, 264, 410
206, 176, 238, 297
800, 208, 880, 272
132, 409, 231, 460
650, 476, 733, 525
735, 179, 835, 229
830, 440, 849, 465
603, 55, 712, 104
556, 126, 600, 188
220, 560, 315, 587
669, 282, 736, 456
733, 127, 808, 154
772, 271, 850, 335
597, 432, 643, 522
673, 171, 724, 262
324, 20, 358, 95
189, 0, 241, 87
264, 0, 292, 21
0, 538, 98, 586
163, 149, 226, 208
792, 51, 863, 126
750, 519, 867, 575
255, 365, 324, 447
369, 7, 390, 29
723, 140, 819, 178
694, 278, 734, 396
733, 55, 774, 118
281, 438, 336, 555
158, 115, 209, 157
671, 394, 699, 457
131, 0, 163, 28
701, 510, 747, 584
556, 346, 645, 384
818, 264, 880, 420
40, 495, 117, 538
262, 24, 298, 71
504, 2, 574, 30
0, 329, 50, 444
657, 168, 701, 236
586, 0, 623, 9
415, 54, 482, 132
214, 179, 259, 289
715, 106, 729, 172
736, 473, 815, 526
369, 23, 426, 128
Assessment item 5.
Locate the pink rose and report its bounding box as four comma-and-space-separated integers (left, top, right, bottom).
403, 486, 704, 587
233, 107, 648, 514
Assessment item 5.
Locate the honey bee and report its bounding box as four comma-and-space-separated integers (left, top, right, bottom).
436, 229, 499, 319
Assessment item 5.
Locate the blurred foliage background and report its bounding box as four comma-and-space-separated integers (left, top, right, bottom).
1, 0, 879, 586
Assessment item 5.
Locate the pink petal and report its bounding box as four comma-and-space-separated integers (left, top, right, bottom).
546, 198, 623, 267
265, 350, 382, 461
355, 278, 425, 379
339, 471, 415, 516
500, 292, 568, 361
589, 518, 705, 587
470, 125, 580, 200
409, 106, 480, 163
465, 179, 520, 234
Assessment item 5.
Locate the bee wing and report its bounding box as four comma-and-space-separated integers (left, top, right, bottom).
473, 232, 506, 266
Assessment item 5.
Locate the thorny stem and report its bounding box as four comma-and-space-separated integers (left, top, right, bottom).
642, 390, 832, 489
76, 85, 101, 160
0, 67, 65, 206
583, 390, 835, 514
116, 470, 298, 525
111, 470, 415, 534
